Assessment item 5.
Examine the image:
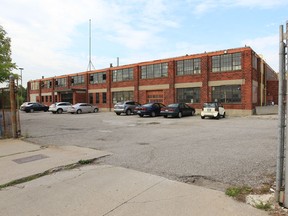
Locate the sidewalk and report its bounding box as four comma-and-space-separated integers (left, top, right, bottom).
0, 139, 268, 216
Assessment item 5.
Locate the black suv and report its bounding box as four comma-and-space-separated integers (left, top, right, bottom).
113, 101, 141, 115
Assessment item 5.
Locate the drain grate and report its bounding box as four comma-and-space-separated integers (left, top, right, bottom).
13, 154, 49, 164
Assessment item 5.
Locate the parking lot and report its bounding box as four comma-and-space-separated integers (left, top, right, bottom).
20, 111, 278, 191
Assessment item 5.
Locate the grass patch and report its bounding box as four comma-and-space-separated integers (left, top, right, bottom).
225, 186, 252, 202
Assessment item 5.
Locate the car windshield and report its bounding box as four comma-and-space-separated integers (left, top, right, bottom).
203, 103, 216, 108
143, 103, 153, 107
116, 102, 124, 105
167, 104, 178, 107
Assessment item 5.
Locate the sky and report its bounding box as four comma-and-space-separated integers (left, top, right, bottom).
0, 0, 287, 87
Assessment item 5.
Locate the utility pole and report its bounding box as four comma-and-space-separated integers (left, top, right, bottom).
9, 75, 17, 138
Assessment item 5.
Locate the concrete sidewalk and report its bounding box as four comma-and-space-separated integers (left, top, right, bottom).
0, 139, 268, 216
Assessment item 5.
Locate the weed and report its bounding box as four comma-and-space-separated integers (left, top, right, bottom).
255, 201, 272, 211
78, 159, 93, 165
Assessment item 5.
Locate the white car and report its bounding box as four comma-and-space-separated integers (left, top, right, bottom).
67, 103, 98, 114
49, 102, 72, 114
201, 102, 225, 119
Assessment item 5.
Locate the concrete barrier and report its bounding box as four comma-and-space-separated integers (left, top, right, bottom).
255, 105, 278, 115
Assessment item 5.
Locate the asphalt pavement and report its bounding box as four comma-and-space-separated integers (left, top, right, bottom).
0, 138, 268, 216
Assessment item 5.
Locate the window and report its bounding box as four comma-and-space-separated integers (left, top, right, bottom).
90, 72, 107, 84
89, 93, 93, 104
141, 63, 168, 79
55, 78, 67, 87
176, 58, 201, 75
42, 80, 52, 89
253, 55, 258, 70
71, 75, 84, 85
212, 53, 242, 72
112, 91, 133, 104
31, 81, 39, 90
112, 68, 133, 82
176, 88, 200, 103
212, 85, 241, 103
96, 93, 100, 104
102, 92, 107, 104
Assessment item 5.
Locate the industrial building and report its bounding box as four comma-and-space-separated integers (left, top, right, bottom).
27, 46, 278, 116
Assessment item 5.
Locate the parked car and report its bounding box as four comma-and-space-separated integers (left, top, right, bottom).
114, 101, 141, 115
160, 103, 195, 118
20, 102, 49, 113
134, 102, 166, 117
200, 102, 225, 119
67, 103, 98, 114
49, 102, 72, 114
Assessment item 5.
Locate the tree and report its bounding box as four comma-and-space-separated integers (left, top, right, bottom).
0, 25, 17, 83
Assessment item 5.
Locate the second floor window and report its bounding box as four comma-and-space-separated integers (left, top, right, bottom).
90, 72, 106, 84
113, 68, 133, 82
71, 75, 85, 85
141, 63, 168, 79
55, 78, 67, 87
212, 53, 242, 72
176, 58, 201, 75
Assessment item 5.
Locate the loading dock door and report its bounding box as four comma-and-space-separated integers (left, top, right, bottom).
147, 90, 164, 103
61, 93, 73, 104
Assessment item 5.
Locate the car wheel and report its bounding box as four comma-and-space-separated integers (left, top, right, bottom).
178, 112, 182, 118
216, 113, 220, 120
201, 116, 205, 119
30, 109, 34, 113
76, 109, 82, 114
116, 113, 121, 115
139, 114, 144, 117
150, 111, 156, 117
57, 109, 63, 114
126, 109, 132, 115
222, 112, 226, 118
94, 108, 98, 113
163, 115, 168, 118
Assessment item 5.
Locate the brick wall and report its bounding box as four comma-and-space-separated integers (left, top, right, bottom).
267, 80, 278, 105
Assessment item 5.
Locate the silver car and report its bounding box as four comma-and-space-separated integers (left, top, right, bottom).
114, 101, 141, 115
67, 103, 99, 114
49, 102, 72, 114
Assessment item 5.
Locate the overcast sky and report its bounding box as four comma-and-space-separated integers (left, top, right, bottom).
0, 0, 287, 87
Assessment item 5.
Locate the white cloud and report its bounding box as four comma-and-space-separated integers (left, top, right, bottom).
0, 0, 179, 86
187, 0, 288, 15
242, 34, 279, 71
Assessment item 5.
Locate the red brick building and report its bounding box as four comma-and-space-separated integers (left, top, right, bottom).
27, 46, 278, 116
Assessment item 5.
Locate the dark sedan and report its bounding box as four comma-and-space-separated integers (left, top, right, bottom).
135, 102, 166, 117
160, 103, 195, 118
20, 102, 49, 113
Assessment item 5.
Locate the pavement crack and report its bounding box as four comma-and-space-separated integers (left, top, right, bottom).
102, 178, 166, 216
